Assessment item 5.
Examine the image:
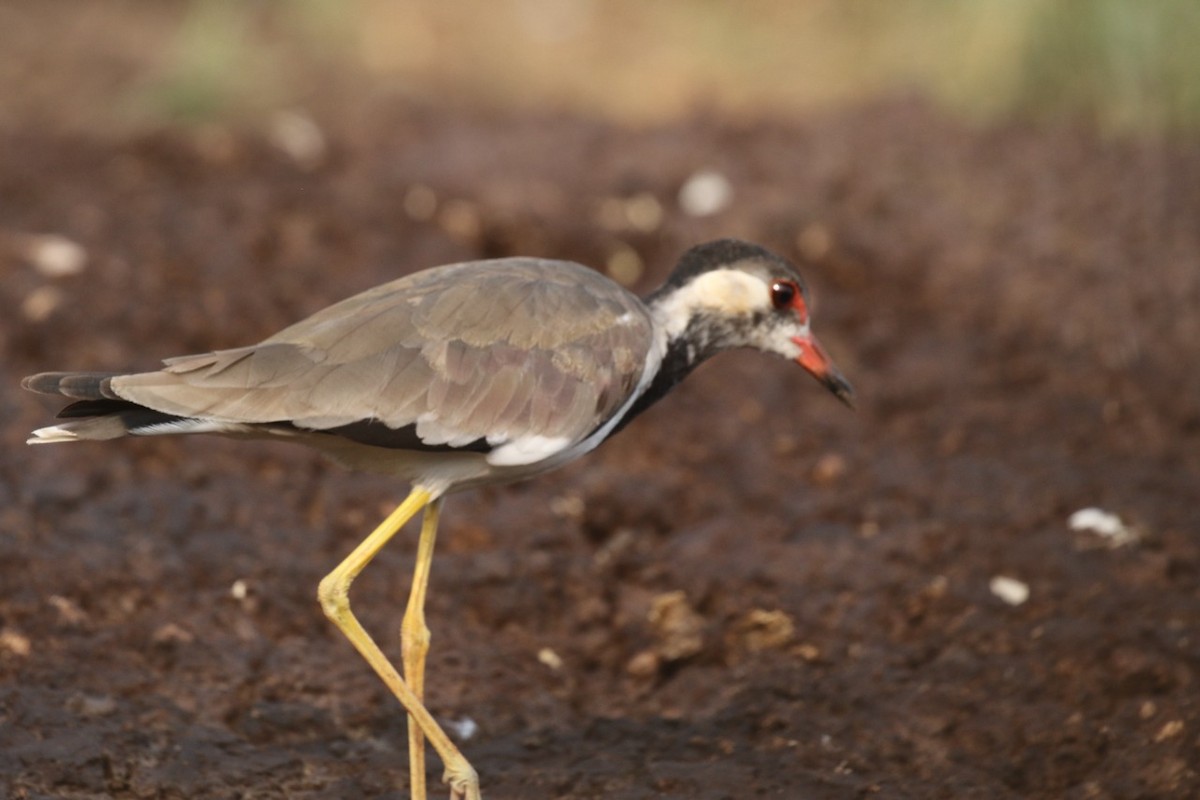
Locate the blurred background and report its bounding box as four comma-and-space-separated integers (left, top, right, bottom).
2, 0, 1198, 134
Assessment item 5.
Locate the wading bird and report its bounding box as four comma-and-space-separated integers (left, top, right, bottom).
24, 238, 853, 799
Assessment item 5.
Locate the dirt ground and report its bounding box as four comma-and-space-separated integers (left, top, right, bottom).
2, 96, 1199, 799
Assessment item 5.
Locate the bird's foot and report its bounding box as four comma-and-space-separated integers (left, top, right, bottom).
444, 762, 480, 800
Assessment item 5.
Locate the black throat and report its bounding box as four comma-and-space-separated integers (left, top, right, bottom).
607, 333, 704, 437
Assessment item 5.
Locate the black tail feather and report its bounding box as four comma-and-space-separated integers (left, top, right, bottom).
23, 372, 193, 441
54, 398, 187, 431
56, 398, 137, 419
21, 371, 123, 400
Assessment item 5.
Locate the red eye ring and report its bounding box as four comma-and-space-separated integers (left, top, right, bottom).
770, 280, 799, 310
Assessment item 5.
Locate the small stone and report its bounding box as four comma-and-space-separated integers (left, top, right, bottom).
678, 169, 732, 217
537, 647, 564, 671
593, 527, 636, 569
811, 452, 848, 486
152, 622, 195, 645
1068, 507, 1138, 547
21, 285, 65, 322
989, 575, 1030, 606
24, 234, 88, 277
69, 693, 117, 717
626, 649, 660, 678
594, 197, 627, 230
548, 492, 585, 520
444, 716, 478, 741
794, 642, 821, 662
0, 627, 32, 657
269, 110, 326, 169
48, 595, 88, 626
648, 590, 705, 661
924, 575, 949, 599
737, 609, 796, 652
1154, 719, 1184, 742
438, 200, 482, 241
606, 244, 643, 286
624, 192, 663, 232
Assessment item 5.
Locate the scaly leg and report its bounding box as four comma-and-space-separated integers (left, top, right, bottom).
318, 487, 479, 800
401, 496, 444, 800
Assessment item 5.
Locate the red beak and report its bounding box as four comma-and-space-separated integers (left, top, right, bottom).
793, 334, 855, 408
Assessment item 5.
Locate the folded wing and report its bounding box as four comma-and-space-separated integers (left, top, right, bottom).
101, 258, 654, 454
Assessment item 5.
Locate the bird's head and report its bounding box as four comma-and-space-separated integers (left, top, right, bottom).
650, 239, 855, 408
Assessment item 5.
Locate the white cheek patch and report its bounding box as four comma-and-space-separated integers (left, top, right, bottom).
656, 269, 771, 337
691, 269, 770, 313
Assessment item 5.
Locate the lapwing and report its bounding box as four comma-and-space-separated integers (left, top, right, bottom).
23, 238, 854, 800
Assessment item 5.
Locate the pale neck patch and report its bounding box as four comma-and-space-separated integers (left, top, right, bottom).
651, 268, 771, 339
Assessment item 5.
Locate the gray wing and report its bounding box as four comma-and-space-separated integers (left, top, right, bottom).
109, 258, 654, 451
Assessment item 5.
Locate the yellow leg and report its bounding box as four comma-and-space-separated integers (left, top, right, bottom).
317, 487, 479, 800
401, 497, 444, 800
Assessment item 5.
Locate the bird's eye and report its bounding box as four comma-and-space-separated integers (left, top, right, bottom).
770, 280, 798, 311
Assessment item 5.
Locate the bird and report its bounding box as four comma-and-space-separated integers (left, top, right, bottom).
22, 238, 854, 800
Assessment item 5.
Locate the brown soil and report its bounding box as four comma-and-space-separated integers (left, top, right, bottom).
2, 100, 1198, 799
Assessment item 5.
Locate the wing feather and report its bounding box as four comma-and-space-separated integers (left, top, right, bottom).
107, 258, 654, 453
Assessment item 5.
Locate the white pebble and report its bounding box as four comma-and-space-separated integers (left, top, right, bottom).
0, 627, 32, 657
21, 285, 64, 322
989, 575, 1030, 606
444, 716, 478, 741
537, 647, 564, 670
678, 169, 733, 217
624, 192, 663, 232
269, 110, 326, 169
1068, 507, 1137, 546
25, 234, 88, 277
230, 579, 249, 600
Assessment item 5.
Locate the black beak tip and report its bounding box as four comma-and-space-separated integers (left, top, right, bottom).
827, 375, 856, 410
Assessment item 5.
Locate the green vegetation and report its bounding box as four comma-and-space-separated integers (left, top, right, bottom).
41, 1, 1200, 134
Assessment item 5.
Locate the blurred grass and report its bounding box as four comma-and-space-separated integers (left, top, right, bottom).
2, 0, 1198, 134
143, 0, 261, 122
1013, 0, 1200, 131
